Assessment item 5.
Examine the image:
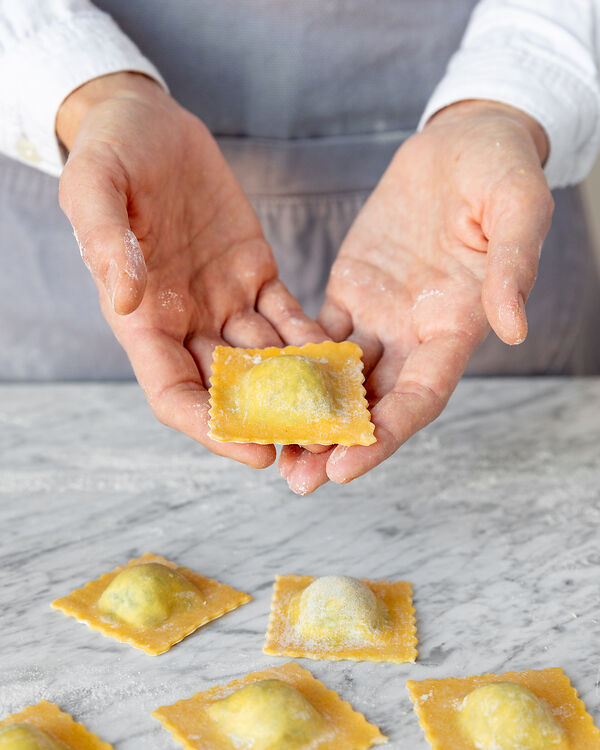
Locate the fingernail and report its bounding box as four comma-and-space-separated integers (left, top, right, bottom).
112, 269, 138, 314
105, 259, 119, 304
498, 293, 527, 345
514, 293, 527, 344
123, 229, 145, 281
328, 445, 348, 466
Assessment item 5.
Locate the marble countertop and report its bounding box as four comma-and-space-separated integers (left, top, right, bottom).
1, 378, 599, 749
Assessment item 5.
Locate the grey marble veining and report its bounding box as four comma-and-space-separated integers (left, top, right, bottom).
1, 379, 599, 748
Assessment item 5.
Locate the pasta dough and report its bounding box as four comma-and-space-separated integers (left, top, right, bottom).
0, 702, 112, 750
0, 724, 67, 750
98, 563, 200, 628
242, 355, 335, 422
52, 553, 251, 655
264, 574, 417, 663
458, 682, 567, 749
206, 679, 327, 750
407, 668, 600, 750
296, 576, 389, 644
152, 662, 387, 750
208, 341, 375, 445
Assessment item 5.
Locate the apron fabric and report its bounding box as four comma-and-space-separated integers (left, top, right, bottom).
1, 0, 599, 380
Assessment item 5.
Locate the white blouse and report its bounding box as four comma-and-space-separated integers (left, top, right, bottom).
1, 0, 599, 187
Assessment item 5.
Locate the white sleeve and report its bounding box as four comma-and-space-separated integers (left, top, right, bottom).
0, 0, 167, 177
418, 0, 600, 188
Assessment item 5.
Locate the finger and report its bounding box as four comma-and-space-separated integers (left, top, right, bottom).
279, 444, 303, 480
364, 347, 409, 404
303, 444, 331, 454
259, 279, 335, 455
184, 333, 225, 389
319, 297, 382, 376
290, 319, 372, 453
481, 177, 553, 345
347, 330, 384, 379
222, 309, 284, 348
317, 297, 353, 342
121, 325, 276, 468
326, 331, 475, 483
59, 154, 147, 315
281, 446, 332, 495
257, 279, 330, 345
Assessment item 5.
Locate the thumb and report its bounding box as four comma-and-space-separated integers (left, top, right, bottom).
59, 156, 147, 315
481, 179, 553, 345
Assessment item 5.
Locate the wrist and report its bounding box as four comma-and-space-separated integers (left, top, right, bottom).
56, 72, 164, 151
424, 99, 549, 166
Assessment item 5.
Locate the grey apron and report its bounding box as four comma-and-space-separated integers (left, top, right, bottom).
1, 0, 599, 379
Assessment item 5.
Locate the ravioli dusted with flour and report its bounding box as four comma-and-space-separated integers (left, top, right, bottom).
0, 702, 112, 750
295, 576, 389, 644
407, 668, 600, 750
52, 553, 251, 655
152, 662, 387, 750
264, 574, 417, 663
208, 341, 375, 445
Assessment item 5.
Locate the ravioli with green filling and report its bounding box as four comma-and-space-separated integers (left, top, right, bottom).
98, 563, 199, 628
52, 553, 251, 655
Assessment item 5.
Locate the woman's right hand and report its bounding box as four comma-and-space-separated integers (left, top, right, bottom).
57, 72, 326, 468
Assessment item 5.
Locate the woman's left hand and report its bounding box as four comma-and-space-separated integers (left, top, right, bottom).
280, 100, 554, 494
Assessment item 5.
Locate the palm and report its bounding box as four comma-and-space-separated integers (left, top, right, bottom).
324, 185, 489, 407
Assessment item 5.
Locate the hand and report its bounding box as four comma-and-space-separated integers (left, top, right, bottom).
280, 100, 553, 494
57, 73, 325, 468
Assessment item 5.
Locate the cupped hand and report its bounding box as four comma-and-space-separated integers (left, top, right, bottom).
280, 100, 553, 493
57, 73, 325, 468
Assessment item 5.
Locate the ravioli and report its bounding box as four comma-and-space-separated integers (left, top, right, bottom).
206, 679, 327, 750
52, 553, 251, 655
407, 668, 600, 750
152, 662, 387, 750
208, 341, 375, 445
458, 682, 567, 749
296, 576, 389, 644
0, 724, 67, 750
98, 562, 199, 628
264, 574, 417, 663
243, 355, 335, 423
0, 702, 112, 750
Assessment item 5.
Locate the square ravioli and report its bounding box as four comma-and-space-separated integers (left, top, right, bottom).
263, 574, 417, 664
152, 661, 387, 750
51, 553, 251, 655
0, 700, 112, 750
208, 341, 376, 445
407, 667, 600, 750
